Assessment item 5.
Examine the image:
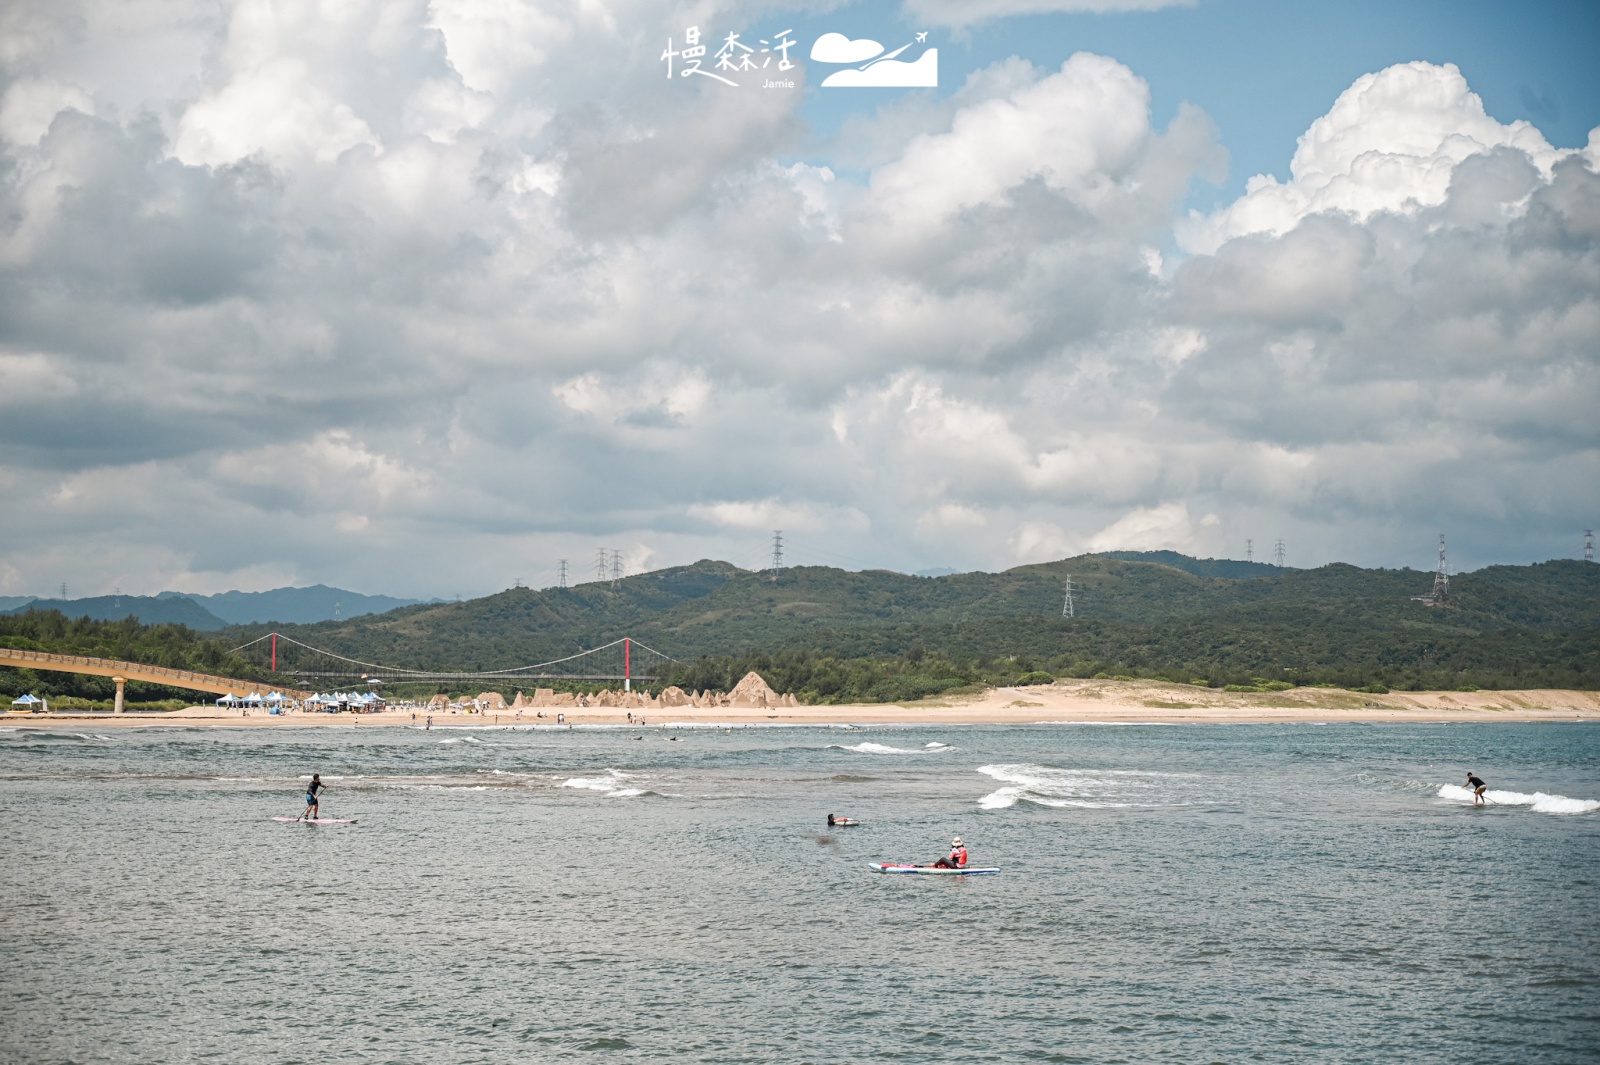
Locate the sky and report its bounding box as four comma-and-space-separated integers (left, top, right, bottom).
0, 0, 1596, 599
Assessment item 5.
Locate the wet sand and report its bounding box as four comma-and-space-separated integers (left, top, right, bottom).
12, 680, 1600, 727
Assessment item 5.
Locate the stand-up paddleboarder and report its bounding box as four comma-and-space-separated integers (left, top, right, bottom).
301, 774, 325, 821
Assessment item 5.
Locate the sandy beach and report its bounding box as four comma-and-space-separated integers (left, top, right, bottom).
13, 679, 1600, 727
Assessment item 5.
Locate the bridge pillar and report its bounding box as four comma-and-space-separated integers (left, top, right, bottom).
113, 676, 126, 714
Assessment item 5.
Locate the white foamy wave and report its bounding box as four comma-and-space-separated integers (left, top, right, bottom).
561, 769, 646, 798
830, 741, 954, 755
976, 763, 1201, 810
1436, 784, 1599, 815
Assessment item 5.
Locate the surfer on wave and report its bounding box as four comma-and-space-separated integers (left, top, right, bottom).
1466, 772, 1488, 806
933, 836, 967, 869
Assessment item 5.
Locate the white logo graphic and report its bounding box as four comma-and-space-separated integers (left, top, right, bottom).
810, 32, 937, 88
662, 25, 797, 87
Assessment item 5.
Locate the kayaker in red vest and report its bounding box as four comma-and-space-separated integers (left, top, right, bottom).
933, 836, 967, 869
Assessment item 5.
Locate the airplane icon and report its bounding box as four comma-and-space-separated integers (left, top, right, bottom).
916, 31, 927, 42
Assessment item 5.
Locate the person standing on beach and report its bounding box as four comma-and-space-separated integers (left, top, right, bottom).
1467, 772, 1488, 806
301, 775, 325, 821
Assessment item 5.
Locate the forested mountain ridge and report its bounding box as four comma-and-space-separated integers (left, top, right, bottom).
222, 555, 1600, 693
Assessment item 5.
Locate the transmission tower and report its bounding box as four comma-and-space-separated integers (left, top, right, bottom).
595, 549, 608, 583
1431, 534, 1450, 600
1586, 530, 1595, 563
557, 559, 568, 589
770, 530, 784, 582
59, 582, 67, 599
1246, 539, 1253, 563
610, 549, 623, 585
1062, 576, 1075, 618
1272, 539, 1286, 567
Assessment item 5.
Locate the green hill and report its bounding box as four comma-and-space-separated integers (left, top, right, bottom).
224, 555, 1600, 698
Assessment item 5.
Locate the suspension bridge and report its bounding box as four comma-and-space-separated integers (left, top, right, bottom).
229, 633, 676, 689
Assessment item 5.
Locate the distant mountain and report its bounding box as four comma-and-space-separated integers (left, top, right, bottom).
4, 595, 227, 630
156, 585, 423, 625
225, 554, 1600, 693
1099, 550, 1287, 580
914, 567, 960, 577
0, 596, 38, 612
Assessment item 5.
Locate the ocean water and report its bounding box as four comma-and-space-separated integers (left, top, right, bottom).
1, 721, 1597, 1063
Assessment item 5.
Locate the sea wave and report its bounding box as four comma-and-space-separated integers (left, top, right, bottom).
561, 768, 647, 798
829, 741, 953, 755
1436, 783, 1598, 815
976, 763, 1200, 810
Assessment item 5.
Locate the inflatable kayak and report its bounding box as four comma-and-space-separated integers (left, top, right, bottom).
869, 863, 998, 875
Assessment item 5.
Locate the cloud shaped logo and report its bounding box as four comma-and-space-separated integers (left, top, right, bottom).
811, 32, 938, 88
810, 33, 885, 64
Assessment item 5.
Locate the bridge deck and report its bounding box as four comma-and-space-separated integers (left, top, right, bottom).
0, 647, 307, 699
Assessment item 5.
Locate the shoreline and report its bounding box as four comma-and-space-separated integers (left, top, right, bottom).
7, 680, 1598, 727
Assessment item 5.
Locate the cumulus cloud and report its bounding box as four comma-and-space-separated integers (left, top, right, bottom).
1180, 61, 1588, 254
0, 1, 1592, 599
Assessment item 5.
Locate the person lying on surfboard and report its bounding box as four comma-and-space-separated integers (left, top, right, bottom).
301, 774, 325, 821
932, 836, 967, 869
827, 813, 854, 826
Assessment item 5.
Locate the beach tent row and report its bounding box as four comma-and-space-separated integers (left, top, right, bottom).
214, 692, 290, 705
212, 691, 384, 708
304, 692, 384, 706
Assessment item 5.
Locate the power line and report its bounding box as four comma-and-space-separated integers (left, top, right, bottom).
595, 549, 607, 583
610, 548, 623, 586
557, 559, 568, 589
1246, 539, 1253, 562
1062, 576, 1075, 618
1273, 539, 1286, 568
1586, 529, 1595, 563
770, 530, 784, 582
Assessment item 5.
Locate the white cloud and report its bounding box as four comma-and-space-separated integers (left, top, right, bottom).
0, 353, 80, 404
867, 52, 1153, 227
175, 57, 379, 165
0, 77, 92, 146
689, 500, 870, 535
0, 9, 1593, 597
1085, 502, 1204, 553
1180, 61, 1584, 254
904, 0, 1193, 28
426, 0, 572, 95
